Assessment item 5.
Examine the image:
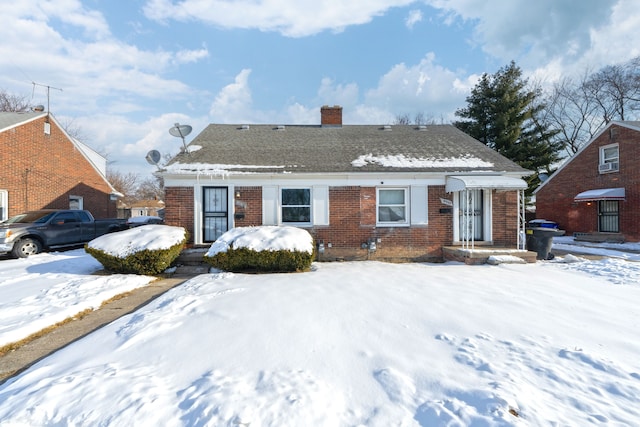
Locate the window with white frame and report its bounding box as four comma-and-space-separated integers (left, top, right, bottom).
69, 195, 83, 210
599, 144, 619, 173
0, 190, 7, 222
281, 188, 311, 223
377, 188, 408, 225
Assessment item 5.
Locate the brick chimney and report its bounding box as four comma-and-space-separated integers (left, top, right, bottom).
321, 105, 342, 127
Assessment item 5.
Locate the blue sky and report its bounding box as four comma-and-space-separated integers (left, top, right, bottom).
1, 0, 638, 176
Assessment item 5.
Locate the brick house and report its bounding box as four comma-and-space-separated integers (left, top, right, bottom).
162, 106, 533, 262
0, 111, 120, 221
534, 121, 640, 242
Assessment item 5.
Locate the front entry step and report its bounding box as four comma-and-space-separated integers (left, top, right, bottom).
443, 247, 538, 265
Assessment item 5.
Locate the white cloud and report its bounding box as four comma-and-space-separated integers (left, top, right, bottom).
174, 46, 210, 64
425, 0, 640, 84
317, 78, 360, 109
0, 0, 203, 115
405, 9, 423, 29
142, 0, 416, 37
363, 53, 468, 121
209, 69, 255, 123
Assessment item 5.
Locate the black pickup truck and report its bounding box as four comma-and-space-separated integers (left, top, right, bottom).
0, 209, 128, 258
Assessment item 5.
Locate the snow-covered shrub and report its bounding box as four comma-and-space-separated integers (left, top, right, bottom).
203, 226, 314, 273
85, 225, 187, 275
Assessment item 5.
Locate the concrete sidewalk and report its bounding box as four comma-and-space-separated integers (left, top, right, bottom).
0, 267, 205, 385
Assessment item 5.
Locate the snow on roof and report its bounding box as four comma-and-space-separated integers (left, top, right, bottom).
351, 154, 494, 168
164, 162, 286, 175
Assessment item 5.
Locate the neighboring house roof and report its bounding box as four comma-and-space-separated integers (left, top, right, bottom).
0, 111, 44, 130
130, 199, 165, 208
0, 111, 122, 196
534, 120, 640, 194
164, 124, 529, 176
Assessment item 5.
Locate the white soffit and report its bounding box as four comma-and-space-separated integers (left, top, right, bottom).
445, 175, 528, 192
574, 187, 625, 202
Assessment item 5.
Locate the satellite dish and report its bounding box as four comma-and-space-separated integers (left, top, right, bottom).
169, 123, 192, 138
538, 173, 549, 182
146, 149, 162, 165
169, 123, 192, 152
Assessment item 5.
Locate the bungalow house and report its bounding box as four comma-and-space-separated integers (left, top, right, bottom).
0, 111, 121, 221
534, 121, 640, 242
161, 106, 534, 263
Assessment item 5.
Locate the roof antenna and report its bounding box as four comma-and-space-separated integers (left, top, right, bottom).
31, 82, 62, 116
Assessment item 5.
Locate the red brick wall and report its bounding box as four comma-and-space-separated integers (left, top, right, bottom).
536, 124, 640, 240
164, 187, 194, 241
309, 185, 453, 262
492, 191, 520, 245
0, 115, 117, 218
163, 183, 520, 259
234, 186, 262, 227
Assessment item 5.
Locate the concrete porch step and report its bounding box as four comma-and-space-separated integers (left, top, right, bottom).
443, 246, 538, 265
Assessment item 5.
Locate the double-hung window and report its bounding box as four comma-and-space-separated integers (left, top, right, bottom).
281, 188, 311, 224
377, 188, 408, 225
599, 144, 619, 173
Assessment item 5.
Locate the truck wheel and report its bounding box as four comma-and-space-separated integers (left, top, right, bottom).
12, 238, 42, 258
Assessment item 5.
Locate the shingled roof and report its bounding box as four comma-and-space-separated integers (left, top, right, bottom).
0, 111, 45, 130
165, 123, 529, 175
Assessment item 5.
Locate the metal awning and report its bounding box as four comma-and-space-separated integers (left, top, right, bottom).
445, 175, 528, 192
574, 187, 625, 202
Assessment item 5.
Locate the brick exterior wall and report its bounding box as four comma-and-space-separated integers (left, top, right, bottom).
234, 186, 262, 226
536, 123, 640, 240
164, 187, 195, 241
0, 115, 117, 218
492, 191, 520, 246
163, 184, 520, 260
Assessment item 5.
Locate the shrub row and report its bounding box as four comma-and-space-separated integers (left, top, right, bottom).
85, 239, 185, 275
204, 247, 314, 273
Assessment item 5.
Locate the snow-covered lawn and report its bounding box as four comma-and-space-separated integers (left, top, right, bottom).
1, 233, 640, 425
0, 250, 154, 347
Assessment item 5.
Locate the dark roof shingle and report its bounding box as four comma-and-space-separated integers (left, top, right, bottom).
166, 124, 529, 174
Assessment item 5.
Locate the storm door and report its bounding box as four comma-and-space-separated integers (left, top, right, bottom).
203, 187, 228, 242
598, 200, 619, 233
459, 189, 484, 242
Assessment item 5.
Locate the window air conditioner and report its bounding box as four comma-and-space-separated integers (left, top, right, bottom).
599, 162, 619, 172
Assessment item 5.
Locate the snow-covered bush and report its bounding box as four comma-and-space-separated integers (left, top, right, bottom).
203, 226, 314, 273
85, 225, 187, 275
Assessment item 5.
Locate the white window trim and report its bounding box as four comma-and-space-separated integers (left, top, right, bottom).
280, 187, 313, 226
376, 187, 410, 227
0, 190, 7, 222
599, 143, 619, 173
69, 195, 83, 210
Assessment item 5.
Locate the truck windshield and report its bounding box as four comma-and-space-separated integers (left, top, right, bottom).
4, 211, 56, 224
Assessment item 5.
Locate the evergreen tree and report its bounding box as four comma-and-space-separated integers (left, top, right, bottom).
454, 62, 562, 195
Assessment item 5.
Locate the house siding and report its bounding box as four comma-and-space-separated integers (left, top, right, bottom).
536, 123, 640, 241
0, 115, 116, 218
165, 182, 521, 261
